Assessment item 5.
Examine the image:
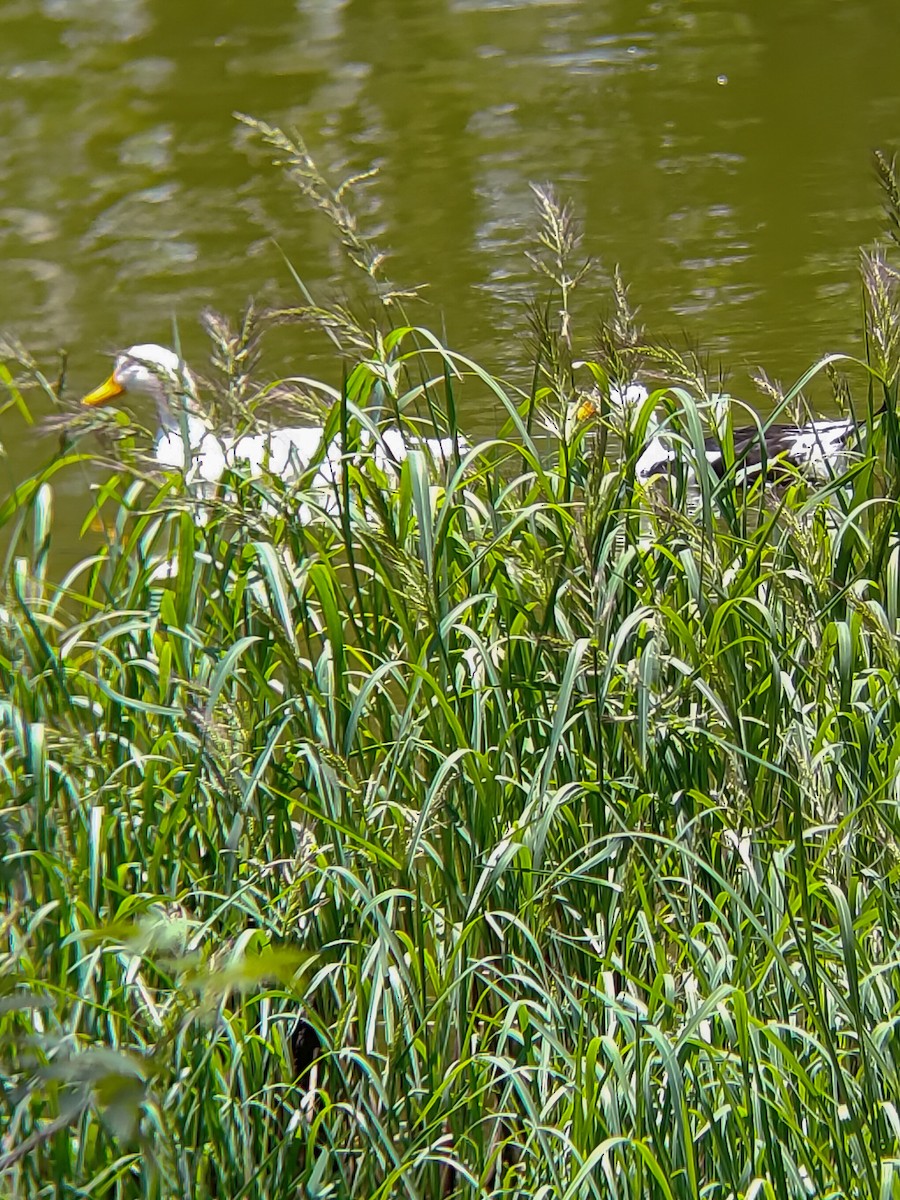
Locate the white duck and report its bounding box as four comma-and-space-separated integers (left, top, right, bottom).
81, 343, 468, 506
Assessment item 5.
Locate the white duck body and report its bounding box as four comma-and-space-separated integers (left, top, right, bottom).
226, 425, 327, 479
234, 424, 465, 472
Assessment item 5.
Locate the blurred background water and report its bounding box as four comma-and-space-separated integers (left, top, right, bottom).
2, 0, 900, 522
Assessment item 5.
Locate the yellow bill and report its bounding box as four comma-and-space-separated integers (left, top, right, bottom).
81, 374, 126, 407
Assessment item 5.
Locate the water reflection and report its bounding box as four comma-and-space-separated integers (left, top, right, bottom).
1, 0, 900, 519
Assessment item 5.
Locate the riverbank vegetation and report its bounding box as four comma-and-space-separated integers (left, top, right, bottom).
4, 126, 900, 1198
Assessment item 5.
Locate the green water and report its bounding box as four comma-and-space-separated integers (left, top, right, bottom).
2, 0, 900, 522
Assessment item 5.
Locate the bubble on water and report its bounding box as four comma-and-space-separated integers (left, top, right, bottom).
717, 74, 728, 86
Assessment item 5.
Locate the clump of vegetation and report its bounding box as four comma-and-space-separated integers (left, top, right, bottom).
4, 125, 900, 1199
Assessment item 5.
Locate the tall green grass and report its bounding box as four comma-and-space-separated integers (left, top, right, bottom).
4, 130, 900, 1198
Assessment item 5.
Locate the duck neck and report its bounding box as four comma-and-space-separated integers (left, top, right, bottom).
155, 377, 211, 447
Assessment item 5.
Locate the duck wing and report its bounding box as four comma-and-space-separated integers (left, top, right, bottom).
712, 418, 857, 480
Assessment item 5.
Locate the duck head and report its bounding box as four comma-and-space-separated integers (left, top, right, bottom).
81, 343, 203, 432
